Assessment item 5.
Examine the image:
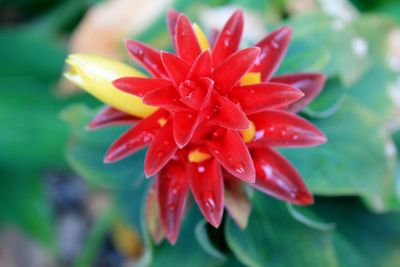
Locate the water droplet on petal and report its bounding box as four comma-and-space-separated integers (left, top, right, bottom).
271, 40, 280, 49
224, 39, 230, 47
168, 204, 177, 212
233, 162, 245, 174
202, 191, 216, 211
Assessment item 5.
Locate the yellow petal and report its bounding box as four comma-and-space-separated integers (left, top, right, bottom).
241, 120, 256, 143
240, 72, 261, 86
188, 148, 212, 163
193, 23, 210, 51
64, 54, 157, 118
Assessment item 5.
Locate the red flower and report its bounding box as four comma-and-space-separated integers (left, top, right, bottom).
88, 9, 326, 244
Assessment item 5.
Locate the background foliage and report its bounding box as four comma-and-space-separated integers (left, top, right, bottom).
1, 0, 400, 266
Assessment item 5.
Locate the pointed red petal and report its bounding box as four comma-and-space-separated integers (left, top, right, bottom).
229, 82, 304, 114
251, 147, 313, 205
167, 9, 180, 51
213, 47, 260, 95
253, 27, 292, 81
146, 182, 164, 244
212, 9, 244, 66
223, 171, 251, 229
161, 51, 190, 87
206, 128, 255, 182
157, 160, 189, 244
175, 14, 202, 64
187, 50, 212, 80
189, 159, 224, 227
125, 40, 168, 79
142, 86, 189, 112
271, 73, 326, 113
208, 93, 249, 130
104, 109, 169, 162
113, 77, 171, 97
179, 77, 214, 111
249, 110, 327, 147
144, 120, 178, 177
87, 106, 139, 130
173, 111, 199, 148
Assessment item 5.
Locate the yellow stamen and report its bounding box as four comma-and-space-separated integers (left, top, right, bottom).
241, 121, 256, 143
193, 23, 210, 51
157, 118, 167, 127
240, 72, 261, 86
64, 54, 157, 118
188, 148, 212, 163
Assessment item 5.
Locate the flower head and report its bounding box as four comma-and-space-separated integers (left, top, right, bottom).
65, 9, 327, 244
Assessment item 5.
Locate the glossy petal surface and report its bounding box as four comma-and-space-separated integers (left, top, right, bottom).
189, 159, 224, 227
271, 73, 326, 113
144, 121, 178, 177
253, 27, 292, 81
125, 40, 168, 79
113, 77, 171, 97
212, 9, 244, 65
161, 52, 190, 87
251, 147, 313, 204
173, 111, 199, 148
175, 14, 202, 64
157, 160, 189, 244
213, 47, 260, 95
249, 110, 327, 147
229, 82, 304, 114
104, 109, 169, 162
208, 93, 249, 130
187, 50, 212, 79
207, 128, 255, 182
87, 106, 139, 130
167, 9, 180, 51
142, 86, 188, 112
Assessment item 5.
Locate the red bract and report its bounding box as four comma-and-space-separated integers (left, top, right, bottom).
89, 9, 327, 244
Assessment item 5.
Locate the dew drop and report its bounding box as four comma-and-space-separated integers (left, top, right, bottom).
250, 89, 255, 94
202, 191, 216, 211
223, 39, 230, 47
156, 151, 164, 159
291, 133, 299, 140
233, 162, 245, 174
168, 204, 177, 212
197, 166, 206, 173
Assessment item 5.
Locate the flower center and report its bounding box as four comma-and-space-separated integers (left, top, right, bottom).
178, 79, 208, 110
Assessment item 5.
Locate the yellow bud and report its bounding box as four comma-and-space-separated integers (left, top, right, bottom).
188, 148, 212, 163
240, 72, 261, 86
64, 54, 157, 118
193, 23, 210, 51
241, 120, 256, 143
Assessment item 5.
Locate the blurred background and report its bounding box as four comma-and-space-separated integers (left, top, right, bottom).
1, 0, 400, 266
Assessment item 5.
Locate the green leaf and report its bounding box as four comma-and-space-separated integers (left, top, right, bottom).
62, 104, 147, 189
281, 97, 397, 211
226, 194, 400, 267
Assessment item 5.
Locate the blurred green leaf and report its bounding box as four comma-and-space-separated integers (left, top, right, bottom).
226, 194, 400, 267
282, 97, 397, 211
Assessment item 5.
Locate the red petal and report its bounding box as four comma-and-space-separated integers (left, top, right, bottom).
142, 86, 189, 112
173, 111, 199, 148
189, 159, 224, 227
175, 14, 202, 64
125, 40, 168, 79
212, 9, 244, 66
179, 77, 214, 111
208, 93, 249, 130
253, 27, 292, 81
87, 106, 139, 130
113, 77, 171, 97
271, 73, 326, 113
104, 109, 169, 162
187, 50, 212, 80
223, 172, 251, 229
213, 47, 260, 95
206, 128, 255, 183
144, 120, 178, 177
146, 182, 164, 244
229, 82, 304, 114
157, 160, 189, 244
249, 110, 327, 147
161, 51, 190, 87
251, 147, 313, 205
167, 9, 180, 51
